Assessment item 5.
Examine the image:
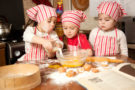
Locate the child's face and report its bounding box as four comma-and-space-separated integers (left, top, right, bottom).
98, 13, 116, 31
62, 22, 79, 38
38, 16, 57, 33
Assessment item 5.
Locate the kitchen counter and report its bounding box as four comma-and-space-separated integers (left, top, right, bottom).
34, 55, 135, 90
16, 55, 135, 90
128, 44, 135, 60
128, 44, 135, 49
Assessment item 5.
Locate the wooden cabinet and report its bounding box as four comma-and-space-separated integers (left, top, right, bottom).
128, 48, 135, 60
128, 44, 135, 60
0, 42, 6, 66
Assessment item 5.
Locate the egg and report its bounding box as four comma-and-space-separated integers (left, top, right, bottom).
58, 67, 66, 73
91, 68, 99, 73
101, 61, 109, 67
83, 63, 92, 71
77, 67, 85, 73
66, 70, 76, 77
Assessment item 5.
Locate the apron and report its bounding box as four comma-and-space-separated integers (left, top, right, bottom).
94, 28, 118, 56
68, 35, 81, 51
23, 27, 48, 61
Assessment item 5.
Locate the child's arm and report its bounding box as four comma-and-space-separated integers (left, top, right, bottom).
23, 26, 35, 42
50, 31, 63, 49
119, 31, 128, 56
32, 36, 57, 58
89, 28, 97, 48
23, 26, 53, 52
32, 35, 53, 50
79, 33, 93, 56
88, 28, 98, 56
43, 31, 63, 58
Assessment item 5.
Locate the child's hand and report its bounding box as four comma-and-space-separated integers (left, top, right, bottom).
42, 39, 53, 52
42, 38, 58, 58
50, 40, 63, 52
50, 39, 63, 49
47, 51, 56, 58
87, 49, 93, 56
55, 43, 63, 48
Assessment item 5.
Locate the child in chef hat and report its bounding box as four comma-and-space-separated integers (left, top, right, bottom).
89, 1, 128, 56
61, 10, 93, 56
18, 4, 63, 61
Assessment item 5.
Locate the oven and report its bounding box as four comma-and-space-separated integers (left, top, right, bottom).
6, 41, 25, 64
0, 26, 25, 64
0, 12, 25, 64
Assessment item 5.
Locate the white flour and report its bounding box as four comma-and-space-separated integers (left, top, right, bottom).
6, 73, 33, 78
48, 70, 92, 85
48, 63, 115, 85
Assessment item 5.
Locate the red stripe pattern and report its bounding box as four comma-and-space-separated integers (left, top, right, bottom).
62, 10, 86, 28
94, 29, 118, 56
97, 1, 127, 21
26, 4, 57, 23
23, 27, 48, 61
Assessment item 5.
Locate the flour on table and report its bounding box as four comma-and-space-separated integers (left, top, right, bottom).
47, 64, 115, 85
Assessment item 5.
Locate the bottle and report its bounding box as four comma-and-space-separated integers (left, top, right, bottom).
55, 0, 64, 37
56, 0, 63, 22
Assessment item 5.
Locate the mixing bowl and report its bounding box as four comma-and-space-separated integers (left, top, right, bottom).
56, 49, 88, 67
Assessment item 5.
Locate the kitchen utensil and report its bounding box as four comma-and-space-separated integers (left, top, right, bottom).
0, 64, 41, 90
53, 47, 63, 57
56, 49, 88, 67
72, 0, 89, 11
0, 16, 12, 40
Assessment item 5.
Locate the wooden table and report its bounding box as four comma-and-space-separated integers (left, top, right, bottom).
19, 55, 135, 90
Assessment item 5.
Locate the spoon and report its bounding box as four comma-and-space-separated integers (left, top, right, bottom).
53, 47, 63, 57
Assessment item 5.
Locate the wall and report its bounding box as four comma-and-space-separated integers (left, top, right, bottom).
63, 0, 98, 31
0, 0, 25, 25
72, 6, 98, 30
23, 0, 36, 24
23, 0, 56, 24
22, 0, 98, 30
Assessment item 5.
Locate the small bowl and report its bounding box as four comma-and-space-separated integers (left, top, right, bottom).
56, 49, 88, 67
